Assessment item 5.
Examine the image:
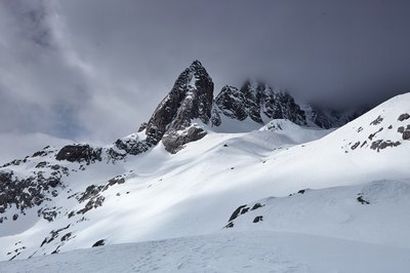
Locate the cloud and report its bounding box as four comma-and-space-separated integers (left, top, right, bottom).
54, 0, 410, 108
1, 0, 410, 153
0, 132, 71, 165
0, 0, 144, 142
0, 0, 89, 137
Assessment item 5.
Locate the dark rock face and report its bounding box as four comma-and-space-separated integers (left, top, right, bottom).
398, 113, 410, 121
260, 87, 306, 125
351, 141, 360, 150
213, 81, 306, 126
253, 216, 263, 223
357, 195, 370, 205
0, 165, 68, 220
224, 201, 266, 229
210, 105, 222, 127
228, 205, 247, 222
370, 139, 401, 152
370, 115, 383, 125
92, 239, 105, 247
137, 62, 364, 153
214, 85, 247, 121
40, 225, 70, 249
162, 125, 207, 153
56, 145, 102, 164
113, 135, 151, 156
142, 60, 214, 153
67, 174, 128, 216
240, 81, 264, 123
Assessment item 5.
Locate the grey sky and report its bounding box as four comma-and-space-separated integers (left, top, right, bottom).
1, 0, 410, 144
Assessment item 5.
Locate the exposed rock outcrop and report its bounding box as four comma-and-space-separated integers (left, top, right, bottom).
56, 145, 102, 164
213, 80, 365, 130
214, 85, 247, 121
213, 80, 306, 127
142, 60, 214, 153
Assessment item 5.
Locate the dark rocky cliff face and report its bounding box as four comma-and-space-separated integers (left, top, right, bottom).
213, 81, 306, 127
214, 85, 247, 121
143, 60, 214, 153
212, 80, 366, 129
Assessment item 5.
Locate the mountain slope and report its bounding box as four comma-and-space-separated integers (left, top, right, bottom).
0, 61, 408, 267
0, 120, 330, 260
224, 179, 410, 248
0, 92, 409, 262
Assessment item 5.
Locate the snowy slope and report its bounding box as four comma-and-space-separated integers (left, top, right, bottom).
224, 179, 410, 248
0, 92, 409, 268
2, 231, 410, 273
0, 121, 330, 261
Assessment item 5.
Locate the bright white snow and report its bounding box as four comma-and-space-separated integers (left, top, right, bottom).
0, 93, 409, 272
1, 231, 410, 273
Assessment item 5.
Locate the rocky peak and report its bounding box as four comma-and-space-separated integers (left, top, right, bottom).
240, 81, 265, 123
214, 85, 247, 121
143, 60, 214, 153
213, 80, 306, 127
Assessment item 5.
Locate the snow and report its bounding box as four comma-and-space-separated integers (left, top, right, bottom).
2, 231, 409, 273
0, 93, 409, 271
225, 179, 410, 248
210, 113, 264, 133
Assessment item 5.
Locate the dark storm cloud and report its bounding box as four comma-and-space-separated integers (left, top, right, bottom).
57, 0, 410, 108
1, 0, 410, 145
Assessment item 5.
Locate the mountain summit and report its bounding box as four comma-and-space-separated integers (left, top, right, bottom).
138, 61, 363, 150
142, 60, 214, 153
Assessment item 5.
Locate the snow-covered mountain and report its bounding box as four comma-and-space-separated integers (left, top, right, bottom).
0, 61, 409, 272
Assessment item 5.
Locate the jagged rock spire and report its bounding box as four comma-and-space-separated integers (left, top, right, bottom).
143, 60, 214, 153
213, 80, 306, 126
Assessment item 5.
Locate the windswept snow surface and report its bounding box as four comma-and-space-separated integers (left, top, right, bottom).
2, 231, 410, 273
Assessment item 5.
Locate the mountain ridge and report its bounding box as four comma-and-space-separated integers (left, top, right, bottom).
0, 60, 409, 263
136, 60, 367, 152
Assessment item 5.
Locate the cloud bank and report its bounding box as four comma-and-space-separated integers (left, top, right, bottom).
1, 0, 410, 150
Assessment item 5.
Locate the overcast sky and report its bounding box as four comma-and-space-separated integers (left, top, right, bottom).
1, 0, 410, 150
